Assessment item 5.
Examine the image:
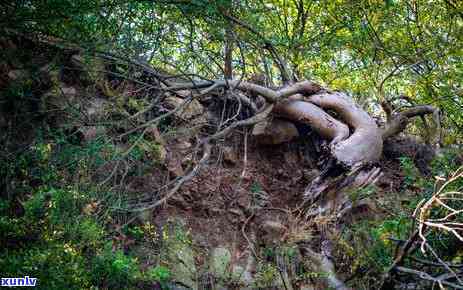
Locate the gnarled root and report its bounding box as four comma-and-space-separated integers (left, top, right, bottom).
307, 91, 383, 167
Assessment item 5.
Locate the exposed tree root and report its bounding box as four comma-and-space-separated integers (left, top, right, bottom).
170, 79, 383, 167
164, 78, 440, 220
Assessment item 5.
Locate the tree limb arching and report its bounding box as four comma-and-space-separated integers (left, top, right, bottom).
308, 91, 383, 167
382, 104, 441, 142
168, 79, 384, 167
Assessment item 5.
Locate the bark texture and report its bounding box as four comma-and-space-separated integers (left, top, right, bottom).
307, 91, 383, 167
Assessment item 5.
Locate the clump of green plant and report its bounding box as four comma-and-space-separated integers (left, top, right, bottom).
347, 185, 376, 204
92, 244, 142, 289
399, 156, 422, 187
146, 265, 171, 289
252, 263, 279, 289
431, 148, 463, 178
0, 128, 156, 289
338, 216, 412, 286
0, 185, 152, 289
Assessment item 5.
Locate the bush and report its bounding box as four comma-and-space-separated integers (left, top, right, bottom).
91, 244, 142, 289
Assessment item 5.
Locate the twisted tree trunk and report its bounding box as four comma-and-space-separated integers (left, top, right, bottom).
172, 79, 384, 167
166, 78, 439, 213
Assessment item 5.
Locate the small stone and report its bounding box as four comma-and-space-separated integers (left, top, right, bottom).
210, 247, 232, 279
175, 139, 192, 151
80, 126, 106, 142
7, 69, 26, 81
167, 153, 184, 177
252, 118, 299, 145
86, 98, 108, 121
236, 194, 251, 209
165, 95, 205, 121
222, 146, 238, 164
262, 220, 287, 235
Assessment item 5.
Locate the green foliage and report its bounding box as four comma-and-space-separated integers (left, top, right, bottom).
348, 185, 376, 203
1, 242, 91, 290
250, 181, 263, 193
3, 0, 462, 139
343, 150, 462, 289
92, 245, 141, 289
1, 1, 463, 289
399, 156, 421, 187
252, 263, 279, 289
0, 126, 157, 289
146, 266, 171, 289
431, 148, 463, 177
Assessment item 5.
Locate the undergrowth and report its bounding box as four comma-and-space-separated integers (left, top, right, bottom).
338, 148, 463, 289
0, 125, 166, 289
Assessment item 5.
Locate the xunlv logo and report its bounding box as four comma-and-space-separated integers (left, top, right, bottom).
1, 276, 37, 287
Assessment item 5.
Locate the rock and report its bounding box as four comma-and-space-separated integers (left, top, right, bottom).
262, 220, 287, 234
170, 246, 197, 288
230, 251, 256, 288
383, 136, 436, 175
166, 152, 184, 177
210, 247, 232, 279
79, 126, 106, 142
7, 69, 27, 81
236, 193, 251, 209
222, 146, 238, 164
261, 220, 287, 243
164, 220, 198, 290
172, 139, 192, 151
252, 118, 299, 145
86, 98, 108, 121
338, 198, 380, 223
164, 95, 205, 122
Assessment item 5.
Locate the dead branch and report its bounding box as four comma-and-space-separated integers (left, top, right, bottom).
128, 142, 211, 218
380, 230, 419, 288
395, 266, 463, 289
414, 167, 463, 253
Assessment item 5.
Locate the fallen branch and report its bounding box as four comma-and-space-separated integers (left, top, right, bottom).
395, 266, 463, 289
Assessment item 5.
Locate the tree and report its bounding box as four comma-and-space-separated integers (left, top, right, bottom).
1, 0, 462, 288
